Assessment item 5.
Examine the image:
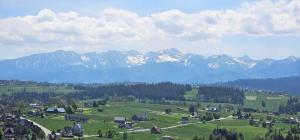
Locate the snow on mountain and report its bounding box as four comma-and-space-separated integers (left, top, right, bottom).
126, 55, 147, 66
157, 55, 179, 63
0, 49, 299, 83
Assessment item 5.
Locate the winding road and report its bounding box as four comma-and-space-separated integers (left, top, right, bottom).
24, 115, 233, 139
21, 117, 52, 135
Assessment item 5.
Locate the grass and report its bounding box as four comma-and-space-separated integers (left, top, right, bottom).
244, 91, 289, 112
184, 88, 198, 101
0, 84, 77, 95
27, 101, 277, 140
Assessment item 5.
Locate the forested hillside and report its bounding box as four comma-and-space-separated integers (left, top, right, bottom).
220, 76, 300, 95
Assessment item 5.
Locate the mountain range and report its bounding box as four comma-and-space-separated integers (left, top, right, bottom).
0, 49, 299, 83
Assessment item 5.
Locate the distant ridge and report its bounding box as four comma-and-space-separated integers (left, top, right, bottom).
220, 76, 300, 95
0, 49, 299, 83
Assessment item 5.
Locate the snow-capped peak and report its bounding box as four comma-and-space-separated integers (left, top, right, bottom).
157, 55, 179, 63
80, 55, 90, 62
126, 55, 147, 66
234, 56, 257, 68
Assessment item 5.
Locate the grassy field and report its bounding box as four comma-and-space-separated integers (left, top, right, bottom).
244, 91, 289, 112
27, 101, 276, 140
184, 88, 198, 101
0, 84, 77, 95
78, 119, 269, 140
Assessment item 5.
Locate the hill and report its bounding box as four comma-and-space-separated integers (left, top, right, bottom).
220, 76, 300, 95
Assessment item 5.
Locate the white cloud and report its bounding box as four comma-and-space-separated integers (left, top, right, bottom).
0, 0, 300, 59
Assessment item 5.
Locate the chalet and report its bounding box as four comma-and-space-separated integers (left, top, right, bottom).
72, 123, 84, 137
282, 117, 300, 124
264, 120, 274, 127
177, 107, 184, 111
151, 125, 161, 134
190, 112, 199, 118
132, 112, 148, 121
165, 109, 172, 114
57, 108, 66, 113
114, 116, 126, 124
161, 136, 174, 140
119, 122, 134, 129
46, 107, 66, 113
181, 117, 189, 124
61, 127, 73, 137
253, 119, 260, 127
29, 103, 40, 109
206, 107, 219, 112
4, 127, 15, 139
48, 131, 61, 140
60, 123, 84, 137
46, 107, 57, 113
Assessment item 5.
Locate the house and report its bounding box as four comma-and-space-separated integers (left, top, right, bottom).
132, 112, 148, 121
281, 117, 299, 124
29, 103, 40, 109
151, 125, 161, 134
165, 109, 172, 114
46, 107, 57, 113
177, 107, 184, 111
46, 107, 66, 113
48, 131, 61, 140
161, 136, 174, 140
61, 127, 73, 137
181, 117, 189, 124
253, 119, 260, 127
114, 117, 126, 124
57, 108, 66, 113
119, 122, 134, 129
190, 112, 199, 118
72, 123, 83, 137
4, 127, 15, 139
264, 120, 274, 127
206, 107, 219, 112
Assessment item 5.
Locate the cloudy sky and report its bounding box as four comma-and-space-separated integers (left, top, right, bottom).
0, 0, 300, 59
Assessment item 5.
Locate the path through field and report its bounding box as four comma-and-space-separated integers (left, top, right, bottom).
21, 117, 52, 135
27, 115, 233, 139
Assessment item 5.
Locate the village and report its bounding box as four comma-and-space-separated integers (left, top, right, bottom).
1, 97, 300, 140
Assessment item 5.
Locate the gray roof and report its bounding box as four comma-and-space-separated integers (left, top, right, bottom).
57, 108, 66, 113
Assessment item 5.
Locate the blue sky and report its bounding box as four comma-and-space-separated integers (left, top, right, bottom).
0, 0, 300, 59
0, 0, 243, 17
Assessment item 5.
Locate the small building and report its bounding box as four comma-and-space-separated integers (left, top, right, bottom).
46, 107, 66, 113
61, 127, 73, 137
119, 122, 134, 129
206, 107, 219, 112
46, 107, 56, 113
57, 108, 66, 113
190, 112, 199, 118
4, 127, 15, 139
165, 109, 172, 114
132, 112, 148, 121
151, 125, 161, 134
177, 107, 184, 111
114, 117, 126, 124
181, 117, 189, 124
29, 103, 40, 109
253, 119, 260, 127
72, 123, 83, 137
161, 136, 174, 140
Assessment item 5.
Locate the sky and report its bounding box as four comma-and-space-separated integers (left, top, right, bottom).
0, 0, 300, 60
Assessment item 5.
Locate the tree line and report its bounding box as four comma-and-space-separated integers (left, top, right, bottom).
197, 86, 245, 104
